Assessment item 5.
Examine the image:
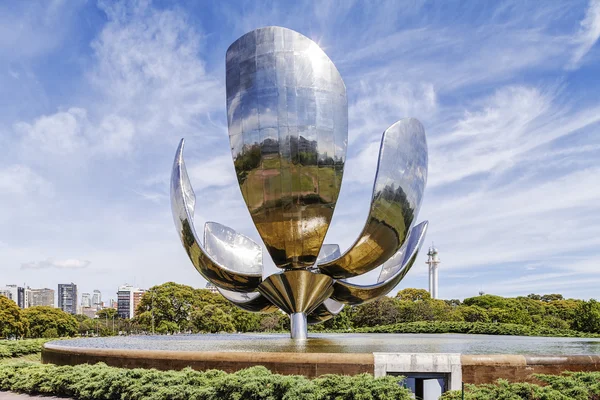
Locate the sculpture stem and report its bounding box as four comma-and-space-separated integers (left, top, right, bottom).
290, 313, 307, 340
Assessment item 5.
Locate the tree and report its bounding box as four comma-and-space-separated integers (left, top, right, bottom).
572, 300, 600, 333
463, 294, 508, 309
96, 308, 117, 319
74, 314, 97, 336
396, 288, 431, 302
23, 307, 78, 338
541, 294, 564, 303
231, 308, 263, 333
458, 305, 490, 323
353, 297, 401, 327
413, 299, 459, 322
191, 305, 235, 333
259, 313, 287, 331
0, 296, 28, 338
135, 282, 219, 331
323, 307, 353, 330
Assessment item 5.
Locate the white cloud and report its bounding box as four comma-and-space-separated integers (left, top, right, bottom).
0, 164, 53, 198
568, 0, 600, 69
21, 258, 91, 270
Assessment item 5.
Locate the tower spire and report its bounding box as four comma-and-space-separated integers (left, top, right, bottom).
426, 244, 441, 299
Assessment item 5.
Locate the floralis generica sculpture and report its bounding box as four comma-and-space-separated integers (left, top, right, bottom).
171, 26, 429, 339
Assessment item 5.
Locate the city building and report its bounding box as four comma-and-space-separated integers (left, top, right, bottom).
58, 283, 78, 314
92, 290, 102, 310
426, 245, 441, 300
117, 284, 145, 319
205, 282, 218, 294
2, 285, 26, 308
81, 307, 98, 318
81, 293, 92, 308
0, 289, 12, 300
28, 288, 55, 307
133, 289, 145, 315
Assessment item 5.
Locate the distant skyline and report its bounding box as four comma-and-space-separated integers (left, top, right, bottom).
1, 0, 600, 301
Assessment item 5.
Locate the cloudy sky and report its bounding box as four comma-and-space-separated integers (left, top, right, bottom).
1, 0, 599, 303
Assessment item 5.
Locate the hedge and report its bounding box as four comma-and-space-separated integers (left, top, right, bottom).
0, 362, 412, 400
440, 371, 600, 400
353, 321, 600, 338
0, 339, 51, 358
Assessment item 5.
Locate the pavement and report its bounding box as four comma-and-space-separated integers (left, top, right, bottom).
0, 392, 72, 399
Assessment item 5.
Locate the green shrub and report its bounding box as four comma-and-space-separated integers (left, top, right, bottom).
352, 321, 600, 338
0, 339, 50, 359
441, 371, 600, 399
0, 362, 412, 400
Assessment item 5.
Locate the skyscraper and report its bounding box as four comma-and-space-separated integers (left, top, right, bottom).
58, 283, 78, 314
117, 284, 145, 319
81, 293, 92, 308
2, 285, 26, 308
92, 290, 102, 310
28, 288, 55, 307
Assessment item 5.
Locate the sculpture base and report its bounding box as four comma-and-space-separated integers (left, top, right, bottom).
290, 313, 307, 340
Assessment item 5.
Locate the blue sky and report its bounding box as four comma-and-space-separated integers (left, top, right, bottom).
1, 0, 600, 303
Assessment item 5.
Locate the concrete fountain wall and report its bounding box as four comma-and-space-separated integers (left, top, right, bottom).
42, 343, 600, 391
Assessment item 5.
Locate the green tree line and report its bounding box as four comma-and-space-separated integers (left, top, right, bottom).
2, 284, 599, 338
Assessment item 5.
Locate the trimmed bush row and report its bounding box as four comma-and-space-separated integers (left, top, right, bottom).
353, 321, 600, 338
441, 371, 600, 399
0, 339, 50, 358
0, 362, 412, 400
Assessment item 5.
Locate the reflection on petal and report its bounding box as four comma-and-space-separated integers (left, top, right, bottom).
307, 298, 345, 324
226, 26, 348, 270
330, 221, 428, 305
170, 139, 263, 292
319, 118, 428, 279
257, 270, 333, 315
217, 288, 277, 313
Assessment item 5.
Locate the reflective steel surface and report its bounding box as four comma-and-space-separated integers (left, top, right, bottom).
170, 26, 429, 339
331, 221, 428, 305
171, 139, 263, 292
318, 118, 428, 279
217, 288, 278, 313
307, 298, 345, 324
258, 270, 333, 315
226, 26, 348, 270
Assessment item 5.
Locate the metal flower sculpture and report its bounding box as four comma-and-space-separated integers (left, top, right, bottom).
171, 26, 429, 339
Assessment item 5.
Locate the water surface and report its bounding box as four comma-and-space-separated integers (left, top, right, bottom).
48, 333, 600, 355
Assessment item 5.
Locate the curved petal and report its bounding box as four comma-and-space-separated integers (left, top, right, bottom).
204, 222, 262, 275
226, 26, 348, 270
217, 288, 278, 313
330, 221, 428, 305
316, 244, 341, 265
318, 118, 428, 279
171, 139, 263, 292
307, 298, 344, 324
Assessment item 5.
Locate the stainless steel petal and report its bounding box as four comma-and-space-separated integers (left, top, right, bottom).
203, 221, 275, 312
330, 220, 428, 305
316, 244, 341, 264
226, 26, 348, 270
318, 118, 428, 279
204, 222, 262, 275
307, 243, 344, 323
217, 288, 278, 313
170, 139, 263, 292
307, 298, 345, 324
